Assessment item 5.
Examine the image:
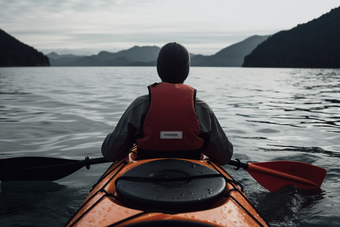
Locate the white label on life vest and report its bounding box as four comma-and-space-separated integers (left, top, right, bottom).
160, 131, 183, 139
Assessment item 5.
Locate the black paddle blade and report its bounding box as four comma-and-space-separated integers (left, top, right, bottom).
0, 157, 86, 181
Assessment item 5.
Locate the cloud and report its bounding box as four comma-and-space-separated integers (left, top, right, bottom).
1, 0, 339, 55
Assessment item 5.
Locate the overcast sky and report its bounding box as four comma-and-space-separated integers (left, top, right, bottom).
1, 0, 339, 55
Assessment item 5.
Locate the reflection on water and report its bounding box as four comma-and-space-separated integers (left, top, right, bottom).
251, 186, 326, 226
0, 67, 340, 226
0, 181, 85, 227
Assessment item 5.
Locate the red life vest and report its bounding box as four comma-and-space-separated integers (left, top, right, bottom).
137, 82, 204, 152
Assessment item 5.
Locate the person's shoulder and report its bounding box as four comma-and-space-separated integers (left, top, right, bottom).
195, 97, 212, 113
122, 94, 149, 117
134, 94, 149, 102
128, 94, 149, 108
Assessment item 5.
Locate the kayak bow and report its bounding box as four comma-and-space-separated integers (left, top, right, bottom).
65, 153, 269, 227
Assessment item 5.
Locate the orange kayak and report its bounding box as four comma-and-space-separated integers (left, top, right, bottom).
65, 153, 269, 227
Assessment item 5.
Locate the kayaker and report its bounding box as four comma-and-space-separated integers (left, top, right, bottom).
101, 42, 233, 165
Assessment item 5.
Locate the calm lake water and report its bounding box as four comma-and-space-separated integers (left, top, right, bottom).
0, 67, 339, 226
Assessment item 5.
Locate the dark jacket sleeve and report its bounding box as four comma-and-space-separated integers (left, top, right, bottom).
101, 95, 149, 161
195, 98, 233, 165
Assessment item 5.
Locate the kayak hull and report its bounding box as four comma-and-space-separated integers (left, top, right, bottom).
66, 154, 268, 227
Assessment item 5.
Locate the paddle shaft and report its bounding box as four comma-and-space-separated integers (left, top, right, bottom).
228, 159, 249, 170
0, 157, 109, 181
3, 157, 107, 173
1, 156, 326, 191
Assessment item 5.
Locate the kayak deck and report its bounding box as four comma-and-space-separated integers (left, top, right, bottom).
66, 154, 269, 227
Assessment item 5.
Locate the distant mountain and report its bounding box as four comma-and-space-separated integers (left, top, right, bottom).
191, 35, 269, 67
48, 52, 80, 59
243, 6, 340, 68
0, 29, 50, 67
47, 52, 83, 66
48, 46, 160, 66
97, 45, 160, 62
48, 37, 269, 67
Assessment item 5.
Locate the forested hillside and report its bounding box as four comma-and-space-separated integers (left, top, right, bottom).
243, 7, 340, 68
0, 29, 49, 67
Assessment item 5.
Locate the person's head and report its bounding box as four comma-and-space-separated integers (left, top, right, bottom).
157, 42, 190, 83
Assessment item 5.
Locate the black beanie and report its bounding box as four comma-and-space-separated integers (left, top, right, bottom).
157, 42, 190, 83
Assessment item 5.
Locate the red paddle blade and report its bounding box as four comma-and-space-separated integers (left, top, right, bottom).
246, 161, 327, 192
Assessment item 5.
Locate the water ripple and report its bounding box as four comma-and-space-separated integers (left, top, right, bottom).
261, 145, 340, 158
1, 67, 340, 227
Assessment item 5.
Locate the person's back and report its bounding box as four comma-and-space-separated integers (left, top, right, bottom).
101, 42, 233, 165
136, 82, 204, 159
